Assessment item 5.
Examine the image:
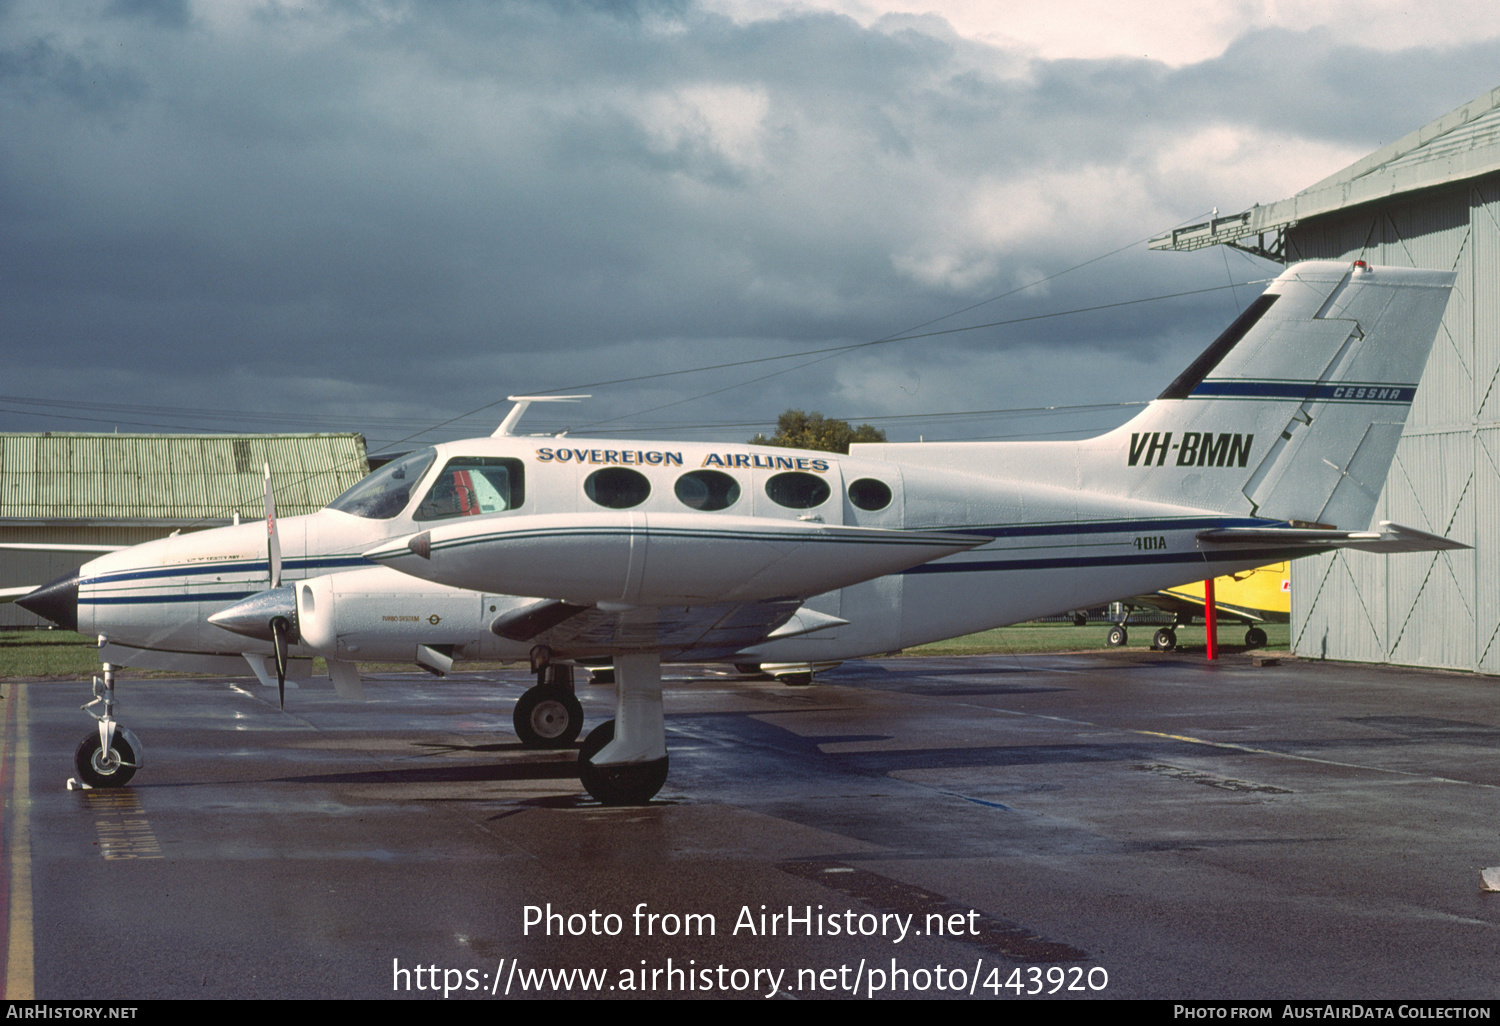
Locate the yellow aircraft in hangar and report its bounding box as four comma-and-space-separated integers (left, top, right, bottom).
1103, 562, 1290, 651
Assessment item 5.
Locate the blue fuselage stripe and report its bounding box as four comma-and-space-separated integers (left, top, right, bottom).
82, 591, 260, 606
82, 555, 371, 587
1190, 380, 1417, 403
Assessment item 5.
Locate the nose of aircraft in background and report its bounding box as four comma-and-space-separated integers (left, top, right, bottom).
18, 569, 80, 632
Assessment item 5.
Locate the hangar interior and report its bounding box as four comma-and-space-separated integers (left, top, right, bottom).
0, 433, 370, 627
1156, 84, 1500, 672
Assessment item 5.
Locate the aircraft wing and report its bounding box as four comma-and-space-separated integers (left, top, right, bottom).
489, 597, 847, 660
1196, 521, 1468, 554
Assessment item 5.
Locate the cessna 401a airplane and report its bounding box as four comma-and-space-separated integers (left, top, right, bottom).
19, 260, 1467, 804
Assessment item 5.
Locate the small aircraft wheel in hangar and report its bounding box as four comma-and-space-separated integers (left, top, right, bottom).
1245, 627, 1268, 648
513, 686, 584, 749
74, 731, 138, 789
1106, 625, 1128, 647
577, 720, 669, 805
1152, 628, 1177, 652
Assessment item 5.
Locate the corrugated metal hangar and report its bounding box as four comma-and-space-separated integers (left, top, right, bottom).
0, 433, 370, 627
1155, 84, 1500, 673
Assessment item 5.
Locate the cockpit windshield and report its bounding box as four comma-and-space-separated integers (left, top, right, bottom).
325, 448, 438, 520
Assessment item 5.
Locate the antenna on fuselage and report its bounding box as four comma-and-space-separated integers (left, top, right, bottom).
493, 395, 591, 437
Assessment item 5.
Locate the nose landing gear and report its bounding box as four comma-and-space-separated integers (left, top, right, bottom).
71, 662, 143, 789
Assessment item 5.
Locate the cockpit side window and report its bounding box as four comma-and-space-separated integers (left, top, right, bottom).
415, 457, 526, 521
326, 448, 438, 520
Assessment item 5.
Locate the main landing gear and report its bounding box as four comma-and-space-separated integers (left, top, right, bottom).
513, 661, 585, 749
72, 662, 143, 789
576, 652, 669, 805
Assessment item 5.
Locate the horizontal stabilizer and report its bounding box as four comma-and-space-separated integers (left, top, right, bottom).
0, 585, 36, 603
0, 542, 125, 553
1197, 521, 1468, 554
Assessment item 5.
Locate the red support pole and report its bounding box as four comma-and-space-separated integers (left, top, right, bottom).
1204, 576, 1218, 661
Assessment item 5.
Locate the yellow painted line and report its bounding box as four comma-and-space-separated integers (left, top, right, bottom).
5, 683, 34, 999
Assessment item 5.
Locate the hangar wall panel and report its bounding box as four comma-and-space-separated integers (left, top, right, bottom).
1476, 426, 1500, 672
1285, 174, 1497, 674
1474, 181, 1500, 423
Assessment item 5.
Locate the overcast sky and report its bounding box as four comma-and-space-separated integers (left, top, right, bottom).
3, 0, 1497, 452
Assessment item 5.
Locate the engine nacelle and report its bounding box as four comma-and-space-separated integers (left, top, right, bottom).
292, 566, 505, 663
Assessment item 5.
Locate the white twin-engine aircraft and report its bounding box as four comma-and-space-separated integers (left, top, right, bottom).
18, 260, 1468, 803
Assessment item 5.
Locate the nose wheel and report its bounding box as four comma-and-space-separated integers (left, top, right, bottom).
73, 730, 139, 789
72, 662, 144, 789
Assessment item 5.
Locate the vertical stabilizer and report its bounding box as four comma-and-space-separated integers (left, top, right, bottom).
1084, 260, 1454, 527
856, 261, 1454, 532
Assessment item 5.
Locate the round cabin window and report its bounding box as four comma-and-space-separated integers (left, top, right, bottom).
847, 478, 892, 511
765, 471, 830, 510
584, 467, 652, 509
674, 470, 741, 511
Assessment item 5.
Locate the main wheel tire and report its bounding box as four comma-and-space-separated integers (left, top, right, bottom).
1245, 627, 1268, 648
1107, 625, 1128, 647
734, 663, 762, 675
1152, 628, 1177, 652
577, 720, 668, 805
74, 731, 137, 789
513, 686, 584, 749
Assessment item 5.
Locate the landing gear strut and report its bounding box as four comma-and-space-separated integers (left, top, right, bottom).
577, 652, 668, 805
513, 663, 584, 749
73, 662, 143, 788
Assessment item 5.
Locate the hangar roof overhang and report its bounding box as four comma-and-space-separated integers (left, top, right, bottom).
1151, 84, 1500, 260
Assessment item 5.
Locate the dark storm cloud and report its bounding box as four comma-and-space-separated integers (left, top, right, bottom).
0, 0, 1490, 443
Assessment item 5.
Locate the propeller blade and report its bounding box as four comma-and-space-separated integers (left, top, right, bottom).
271, 616, 289, 710
264, 463, 281, 589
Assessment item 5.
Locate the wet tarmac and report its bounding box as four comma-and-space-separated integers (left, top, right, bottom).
3, 651, 1499, 1000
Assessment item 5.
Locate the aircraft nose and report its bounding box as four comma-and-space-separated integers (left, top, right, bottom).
17, 569, 80, 632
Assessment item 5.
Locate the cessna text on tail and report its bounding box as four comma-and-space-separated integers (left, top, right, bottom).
21, 260, 1464, 803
